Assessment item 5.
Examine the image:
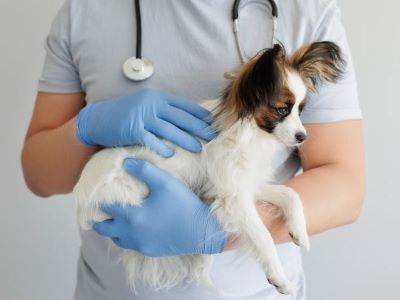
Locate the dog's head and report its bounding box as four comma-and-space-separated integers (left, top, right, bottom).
220, 42, 345, 146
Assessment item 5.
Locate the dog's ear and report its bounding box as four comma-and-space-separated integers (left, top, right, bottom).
234, 44, 285, 118
288, 41, 346, 91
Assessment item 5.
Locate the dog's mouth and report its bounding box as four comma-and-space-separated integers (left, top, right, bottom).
275, 135, 307, 148
292, 140, 306, 147
284, 141, 303, 148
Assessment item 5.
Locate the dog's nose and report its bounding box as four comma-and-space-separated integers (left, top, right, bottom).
295, 132, 307, 143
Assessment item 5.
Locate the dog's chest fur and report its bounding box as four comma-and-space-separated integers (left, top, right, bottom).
198, 120, 277, 203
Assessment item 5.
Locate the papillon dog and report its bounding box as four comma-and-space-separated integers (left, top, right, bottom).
73, 41, 345, 296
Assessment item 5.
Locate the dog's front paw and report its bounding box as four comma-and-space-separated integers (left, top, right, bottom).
266, 268, 295, 295
288, 223, 310, 251
281, 188, 311, 252
286, 193, 310, 251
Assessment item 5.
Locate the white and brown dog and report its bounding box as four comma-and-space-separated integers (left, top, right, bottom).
74, 42, 345, 296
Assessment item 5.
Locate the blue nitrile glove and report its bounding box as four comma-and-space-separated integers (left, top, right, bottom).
76, 88, 216, 157
93, 158, 227, 257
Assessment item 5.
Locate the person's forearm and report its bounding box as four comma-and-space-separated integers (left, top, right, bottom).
225, 163, 365, 250
21, 116, 98, 197
256, 163, 365, 245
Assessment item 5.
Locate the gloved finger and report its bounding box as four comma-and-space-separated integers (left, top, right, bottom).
166, 95, 213, 124
147, 119, 202, 153
93, 219, 120, 238
142, 131, 174, 158
158, 106, 217, 142
111, 237, 127, 249
98, 203, 126, 218
111, 237, 135, 251
123, 158, 172, 192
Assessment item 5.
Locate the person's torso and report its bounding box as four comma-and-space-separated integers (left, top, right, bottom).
70, 0, 321, 103
68, 0, 328, 298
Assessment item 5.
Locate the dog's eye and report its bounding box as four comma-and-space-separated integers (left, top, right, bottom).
276, 107, 289, 116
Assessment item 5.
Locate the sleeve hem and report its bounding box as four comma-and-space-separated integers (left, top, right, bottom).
37, 80, 83, 94
300, 108, 363, 124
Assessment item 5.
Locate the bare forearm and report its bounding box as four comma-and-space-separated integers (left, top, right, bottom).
256, 163, 365, 244
21, 116, 98, 197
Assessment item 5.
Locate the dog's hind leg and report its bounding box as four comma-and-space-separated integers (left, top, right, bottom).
256, 185, 310, 251
214, 194, 295, 295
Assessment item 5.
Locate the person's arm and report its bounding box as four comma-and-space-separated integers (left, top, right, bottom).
251, 120, 365, 246
21, 89, 216, 198
21, 92, 98, 197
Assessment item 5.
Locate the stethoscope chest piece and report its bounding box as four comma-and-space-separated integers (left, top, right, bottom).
123, 57, 154, 81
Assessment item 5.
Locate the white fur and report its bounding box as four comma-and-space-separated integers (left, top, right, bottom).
274, 72, 307, 146
73, 71, 310, 296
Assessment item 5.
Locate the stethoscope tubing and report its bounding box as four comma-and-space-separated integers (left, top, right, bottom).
233, 0, 279, 63
126, 0, 279, 81
134, 0, 142, 59
232, 0, 278, 19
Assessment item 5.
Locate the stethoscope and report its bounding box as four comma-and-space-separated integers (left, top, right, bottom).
123, 0, 279, 81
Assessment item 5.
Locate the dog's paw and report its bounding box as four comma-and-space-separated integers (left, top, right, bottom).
287, 223, 310, 251
263, 261, 295, 295
266, 273, 295, 295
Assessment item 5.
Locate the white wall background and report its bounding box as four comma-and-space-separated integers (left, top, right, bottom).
0, 0, 399, 299
303, 0, 400, 299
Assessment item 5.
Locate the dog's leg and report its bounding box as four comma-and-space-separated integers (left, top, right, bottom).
215, 193, 295, 295
256, 185, 310, 251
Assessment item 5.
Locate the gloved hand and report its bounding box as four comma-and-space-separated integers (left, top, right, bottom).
93, 158, 227, 257
76, 88, 216, 157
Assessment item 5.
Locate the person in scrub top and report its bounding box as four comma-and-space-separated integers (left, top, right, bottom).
21, 0, 365, 299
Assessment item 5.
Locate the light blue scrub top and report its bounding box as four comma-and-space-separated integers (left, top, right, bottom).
37, 0, 362, 299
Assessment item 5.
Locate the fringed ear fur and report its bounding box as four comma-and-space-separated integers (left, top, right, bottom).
221, 44, 286, 120
288, 41, 346, 91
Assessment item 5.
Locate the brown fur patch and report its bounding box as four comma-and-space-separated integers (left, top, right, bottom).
254, 87, 296, 132
299, 102, 306, 114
